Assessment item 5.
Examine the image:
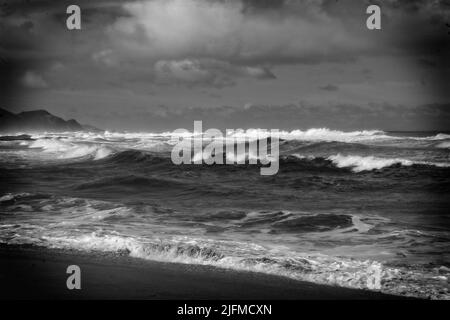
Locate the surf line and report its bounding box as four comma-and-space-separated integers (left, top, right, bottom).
170, 121, 279, 175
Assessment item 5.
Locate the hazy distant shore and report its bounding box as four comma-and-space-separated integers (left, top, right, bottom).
0, 244, 406, 300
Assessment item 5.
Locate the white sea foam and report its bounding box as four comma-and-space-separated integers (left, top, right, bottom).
28, 138, 113, 160
70, 128, 388, 143
192, 149, 268, 163
429, 133, 450, 140
289, 153, 450, 172
225, 128, 388, 142
291, 154, 316, 160
19, 129, 450, 145
30, 232, 391, 291
327, 154, 449, 172
18, 130, 450, 160
0, 192, 33, 203
328, 154, 413, 172
281, 128, 388, 142
1, 231, 441, 299
0, 195, 448, 300
436, 141, 450, 149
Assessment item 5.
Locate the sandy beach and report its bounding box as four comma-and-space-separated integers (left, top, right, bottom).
0, 244, 406, 300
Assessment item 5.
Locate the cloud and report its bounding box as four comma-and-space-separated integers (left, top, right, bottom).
153, 58, 275, 87
319, 84, 339, 91
154, 59, 233, 87
1, 0, 449, 108
93, 0, 369, 87
21, 71, 48, 89
108, 0, 366, 65
92, 49, 119, 67
243, 66, 276, 79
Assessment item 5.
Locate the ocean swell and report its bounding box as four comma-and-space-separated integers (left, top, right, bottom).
287, 154, 450, 173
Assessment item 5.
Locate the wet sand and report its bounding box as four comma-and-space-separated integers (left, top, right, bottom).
0, 244, 407, 300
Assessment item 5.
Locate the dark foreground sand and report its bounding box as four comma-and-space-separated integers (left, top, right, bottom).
0, 244, 406, 300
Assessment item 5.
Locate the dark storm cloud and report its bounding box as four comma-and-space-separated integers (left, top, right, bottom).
102, 0, 362, 71
2, 0, 297, 92
1, 0, 449, 129
2, 0, 448, 83
370, 0, 450, 54
0, 57, 23, 104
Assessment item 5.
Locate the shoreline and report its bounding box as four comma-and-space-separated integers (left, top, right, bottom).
0, 244, 409, 300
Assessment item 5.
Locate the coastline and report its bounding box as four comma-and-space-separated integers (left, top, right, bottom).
0, 244, 408, 300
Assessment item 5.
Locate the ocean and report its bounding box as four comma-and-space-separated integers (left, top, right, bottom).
0, 128, 449, 299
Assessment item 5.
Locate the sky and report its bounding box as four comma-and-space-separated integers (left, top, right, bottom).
0, 0, 449, 131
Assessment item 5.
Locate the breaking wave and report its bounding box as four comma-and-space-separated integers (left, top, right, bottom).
327, 154, 450, 172
436, 141, 450, 149
430, 133, 450, 140
1, 192, 449, 299
1, 231, 446, 299
2, 129, 450, 300
28, 138, 114, 160
0, 231, 396, 293
289, 154, 450, 173
226, 128, 388, 142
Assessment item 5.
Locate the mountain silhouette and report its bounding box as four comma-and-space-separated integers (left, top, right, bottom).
0, 108, 101, 133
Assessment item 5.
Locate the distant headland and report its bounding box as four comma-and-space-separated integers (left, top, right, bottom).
0, 108, 102, 133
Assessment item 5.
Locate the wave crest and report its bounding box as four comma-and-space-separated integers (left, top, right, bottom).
28, 138, 113, 160
286, 154, 450, 173
5, 232, 444, 299
326, 154, 449, 172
